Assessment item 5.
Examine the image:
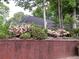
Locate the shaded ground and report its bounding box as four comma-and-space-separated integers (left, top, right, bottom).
58, 56, 79, 59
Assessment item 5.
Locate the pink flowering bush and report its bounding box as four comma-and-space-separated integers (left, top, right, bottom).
9, 24, 31, 36
48, 29, 70, 37
9, 24, 48, 40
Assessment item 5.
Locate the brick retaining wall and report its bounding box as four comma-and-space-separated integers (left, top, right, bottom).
0, 40, 79, 59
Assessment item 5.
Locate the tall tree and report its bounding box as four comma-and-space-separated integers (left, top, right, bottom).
9, 12, 25, 24
14, 12, 25, 21
3, 0, 77, 29
0, 2, 9, 15
0, 2, 9, 24
15, 0, 49, 29
32, 0, 77, 29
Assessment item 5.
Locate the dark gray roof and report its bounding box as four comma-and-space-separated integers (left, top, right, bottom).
20, 16, 55, 29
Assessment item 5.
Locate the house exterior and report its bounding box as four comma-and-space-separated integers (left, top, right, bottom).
20, 16, 56, 29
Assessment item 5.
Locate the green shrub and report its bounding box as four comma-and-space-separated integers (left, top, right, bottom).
70, 28, 79, 38
64, 14, 73, 29
0, 23, 10, 39
30, 26, 48, 40
0, 16, 3, 25
20, 32, 31, 39
0, 32, 7, 39
64, 14, 73, 24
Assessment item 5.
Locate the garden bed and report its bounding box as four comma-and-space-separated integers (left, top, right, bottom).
1, 37, 79, 41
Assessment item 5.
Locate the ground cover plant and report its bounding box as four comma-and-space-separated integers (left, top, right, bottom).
8, 24, 48, 40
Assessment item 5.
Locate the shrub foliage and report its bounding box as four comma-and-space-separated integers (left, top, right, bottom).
30, 25, 48, 40
20, 32, 31, 39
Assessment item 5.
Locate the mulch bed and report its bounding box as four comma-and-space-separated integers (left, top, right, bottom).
0, 37, 79, 41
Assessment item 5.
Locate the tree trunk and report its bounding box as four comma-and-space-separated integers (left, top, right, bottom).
57, 0, 62, 28
60, 0, 64, 28
43, 0, 47, 29
73, 0, 77, 29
